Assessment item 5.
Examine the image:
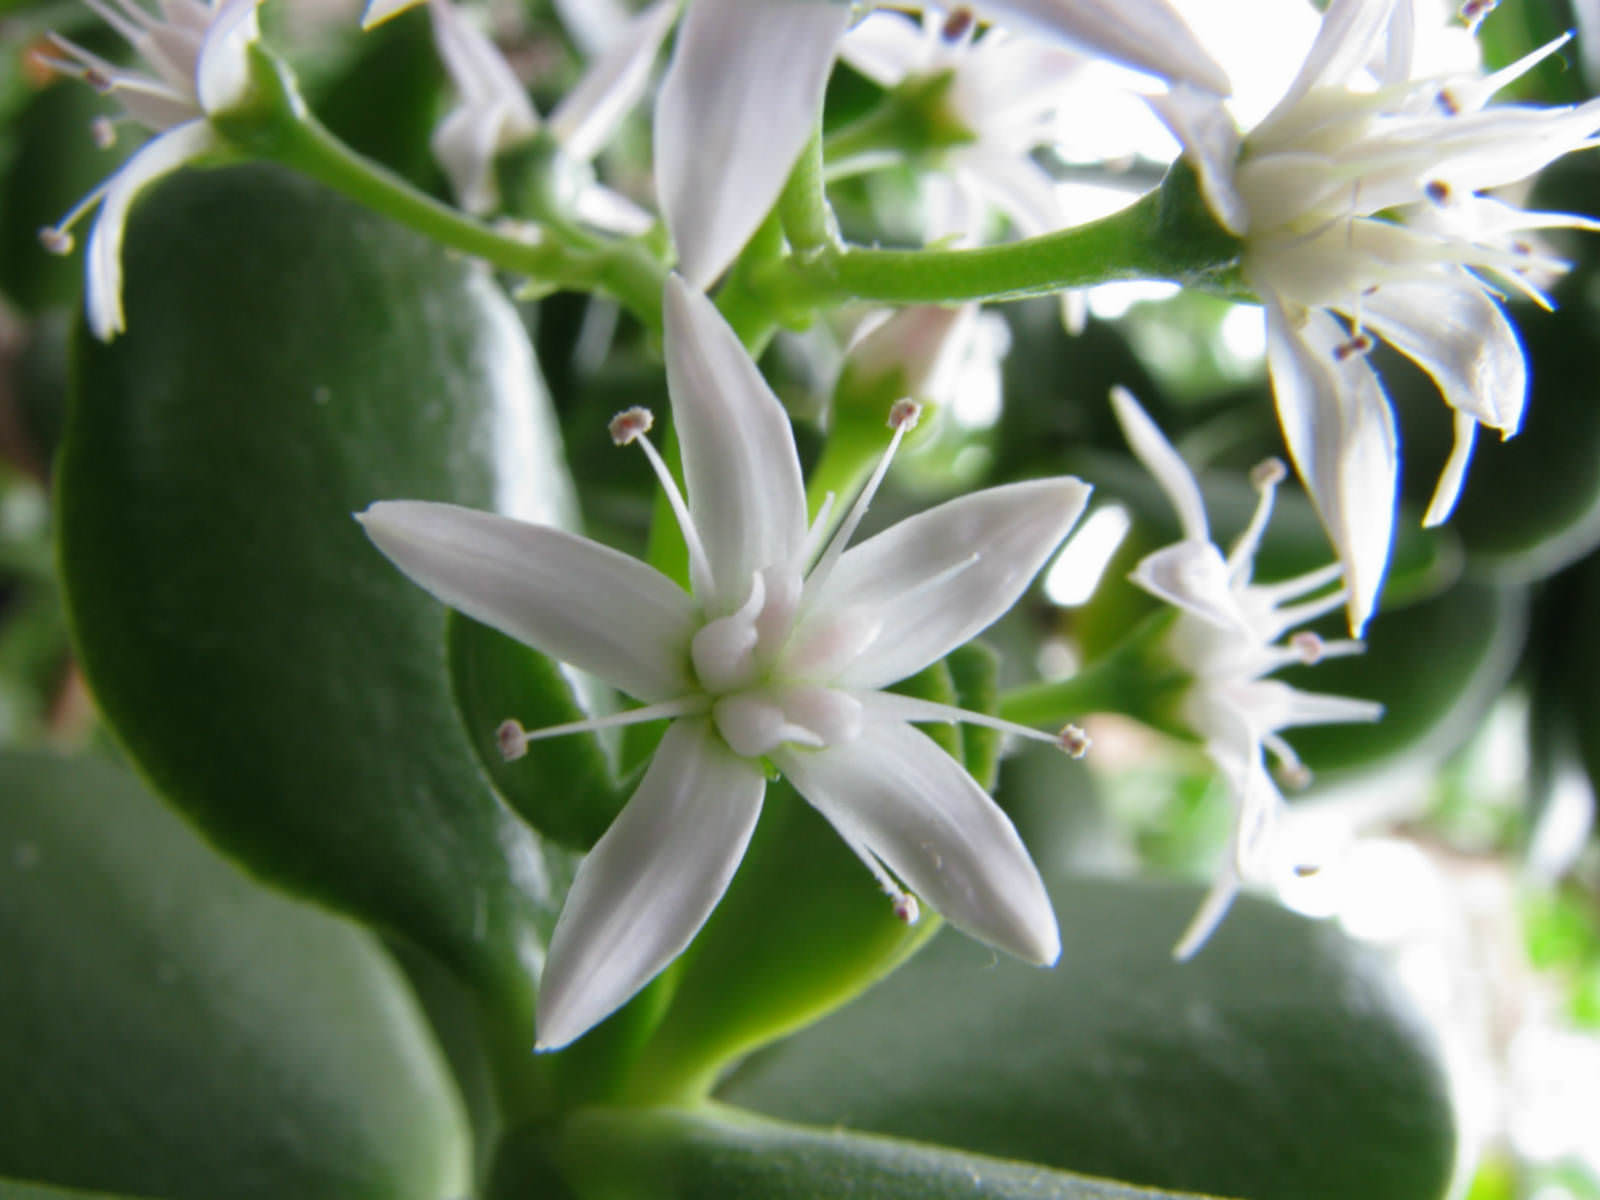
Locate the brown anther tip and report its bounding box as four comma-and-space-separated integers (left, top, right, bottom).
497, 719, 529, 762
940, 7, 975, 41
888, 398, 923, 432
1424, 179, 1451, 206
1332, 332, 1374, 362
1279, 763, 1313, 790
1251, 458, 1287, 490
91, 116, 116, 150
1292, 863, 1322, 878
37, 227, 72, 255
893, 893, 921, 925
1058, 724, 1091, 759
608, 406, 654, 446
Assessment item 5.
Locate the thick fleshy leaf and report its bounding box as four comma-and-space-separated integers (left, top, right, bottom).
525, 1106, 1218, 1200
654, 0, 849, 288
774, 709, 1059, 966
537, 719, 767, 1050
722, 875, 1456, 1200
1265, 302, 1397, 636
804, 476, 1090, 690
0, 751, 470, 1200
0, 1182, 150, 1200
977, 0, 1230, 95
663, 274, 809, 611
57, 165, 574, 1033
360, 500, 698, 703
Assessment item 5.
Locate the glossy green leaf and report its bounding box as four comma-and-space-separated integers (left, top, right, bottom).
56, 165, 577, 1034
1279, 578, 1527, 777
0, 750, 471, 1200
517, 1106, 1221, 1200
0, 1181, 152, 1200
721, 876, 1455, 1200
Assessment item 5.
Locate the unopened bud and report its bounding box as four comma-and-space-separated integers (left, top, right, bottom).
1058, 724, 1091, 759
497, 719, 529, 762
608, 406, 654, 446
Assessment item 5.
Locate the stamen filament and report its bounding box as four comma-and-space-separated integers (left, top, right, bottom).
797, 491, 837, 571
1226, 458, 1285, 584
610, 407, 716, 601
497, 695, 708, 760
864, 690, 1086, 754
1258, 561, 1343, 605
40, 180, 114, 251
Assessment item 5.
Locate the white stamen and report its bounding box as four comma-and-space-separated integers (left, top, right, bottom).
613, 410, 716, 601
804, 402, 918, 602
1250, 458, 1286, 490
1058, 724, 1091, 758
797, 491, 837, 571
1257, 561, 1344, 605
38, 227, 74, 255
497, 695, 709, 760
39, 177, 114, 255
1228, 458, 1286, 582
1263, 732, 1312, 789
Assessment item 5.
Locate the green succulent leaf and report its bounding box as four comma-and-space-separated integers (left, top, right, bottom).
56, 164, 577, 1035
721, 875, 1455, 1200
0, 750, 471, 1200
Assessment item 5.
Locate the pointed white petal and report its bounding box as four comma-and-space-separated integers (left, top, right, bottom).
549, 0, 676, 163
1145, 83, 1247, 235
85, 118, 216, 341
663, 275, 809, 611
837, 9, 928, 89
572, 183, 655, 236
654, 0, 848, 287
1258, 0, 1400, 135
553, 0, 633, 57
431, 101, 514, 214
1171, 860, 1239, 961
1424, 412, 1478, 529
772, 710, 1059, 965
974, 0, 1230, 95
958, 152, 1062, 239
194, 0, 259, 113
1110, 385, 1209, 541
1264, 302, 1397, 637
430, 0, 536, 114
1129, 541, 1249, 632
361, 0, 424, 30
1226, 678, 1384, 733
804, 477, 1090, 690
1359, 278, 1526, 435
357, 500, 698, 702
536, 719, 766, 1049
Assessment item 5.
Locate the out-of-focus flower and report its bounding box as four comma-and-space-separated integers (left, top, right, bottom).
426, 0, 674, 225
361, 275, 1092, 1049
34, 0, 262, 339
1110, 386, 1382, 958
656, 0, 1230, 289
1151, 0, 1600, 634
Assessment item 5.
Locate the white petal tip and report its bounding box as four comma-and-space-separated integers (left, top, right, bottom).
360, 0, 423, 29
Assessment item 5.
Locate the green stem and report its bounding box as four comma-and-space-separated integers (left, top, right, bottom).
777, 129, 837, 258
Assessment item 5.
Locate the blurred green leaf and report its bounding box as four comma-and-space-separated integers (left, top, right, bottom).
0, 1181, 153, 1200
1281, 579, 1527, 777
721, 876, 1455, 1200
0, 750, 471, 1200
519, 1106, 1224, 1200
56, 164, 576, 1037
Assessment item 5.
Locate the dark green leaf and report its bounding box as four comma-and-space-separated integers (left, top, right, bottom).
56, 164, 576, 1034
0, 750, 471, 1200
722, 876, 1454, 1200
0, 1180, 153, 1200
518, 1106, 1224, 1200
1280, 578, 1527, 777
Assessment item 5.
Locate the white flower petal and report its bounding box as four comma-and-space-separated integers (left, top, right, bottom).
361, 0, 424, 30
1229, 678, 1384, 732
975, 0, 1230, 96
1424, 411, 1479, 528
430, 0, 536, 114
654, 0, 848, 287
772, 709, 1059, 965
1258, 0, 1400, 136
572, 183, 655, 236
806, 476, 1090, 690
837, 9, 928, 89
1129, 541, 1249, 632
663, 275, 809, 612
1110, 384, 1209, 542
548, 0, 676, 164
431, 101, 515, 215
86, 118, 217, 341
193, 0, 260, 114
1359, 277, 1526, 435
536, 719, 766, 1049
1146, 83, 1247, 235
1264, 302, 1396, 637
1171, 859, 1239, 961
958, 152, 1062, 238
357, 500, 698, 702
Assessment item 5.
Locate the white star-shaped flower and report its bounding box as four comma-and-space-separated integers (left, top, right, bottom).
655, 0, 1230, 289
1110, 386, 1382, 959
361, 275, 1091, 1049
1150, 0, 1600, 634
425, 0, 674, 225
35, 0, 262, 339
